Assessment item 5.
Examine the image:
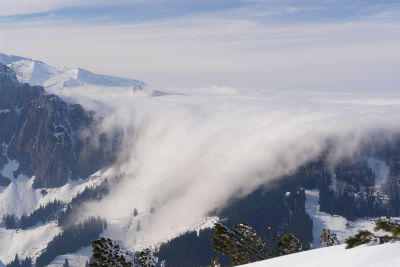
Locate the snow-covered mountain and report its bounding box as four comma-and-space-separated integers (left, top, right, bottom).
0, 52, 144, 92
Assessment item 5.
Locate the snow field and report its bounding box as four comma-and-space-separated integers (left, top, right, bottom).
243, 242, 400, 267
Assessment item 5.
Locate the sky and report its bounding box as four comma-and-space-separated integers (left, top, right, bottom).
0, 0, 400, 90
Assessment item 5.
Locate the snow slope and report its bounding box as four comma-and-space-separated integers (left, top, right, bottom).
0, 168, 117, 264
47, 246, 92, 267
43, 217, 219, 266
243, 242, 400, 267
0, 168, 112, 218
304, 189, 399, 248
103, 214, 219, 251
0, 52, 144, 92
0, 221, 61, 263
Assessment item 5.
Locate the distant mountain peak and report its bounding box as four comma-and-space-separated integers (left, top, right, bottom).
0, 52, 144, 91
0, 63, 18, 84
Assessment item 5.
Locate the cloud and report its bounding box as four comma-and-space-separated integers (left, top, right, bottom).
255, 6, 325, 17
1, 0, 399, 90
1, 17, 399, 91
0, 0, 138, 17
60, 85, 400, 249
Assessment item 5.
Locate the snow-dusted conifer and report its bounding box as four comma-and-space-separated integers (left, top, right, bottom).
90, 238, 166, 267
276, 234, 302, 255
210, 223, 275, 266
345, 230, 376, 249
138, 247, 165, 267
319, 229, 339, 247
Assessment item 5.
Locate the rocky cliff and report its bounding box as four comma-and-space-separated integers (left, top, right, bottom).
0, 64, 119, 188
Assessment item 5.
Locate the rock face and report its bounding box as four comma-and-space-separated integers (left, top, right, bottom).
0, 64, 119, 188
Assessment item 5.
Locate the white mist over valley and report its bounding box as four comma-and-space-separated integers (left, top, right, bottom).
59, 83, 400, 250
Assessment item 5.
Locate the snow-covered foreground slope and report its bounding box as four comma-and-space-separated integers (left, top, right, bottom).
244, 242, 400, 267
0, 52, 144, 92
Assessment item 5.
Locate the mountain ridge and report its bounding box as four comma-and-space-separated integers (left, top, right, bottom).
0, 52, 144, 91
0, 63, 120, 188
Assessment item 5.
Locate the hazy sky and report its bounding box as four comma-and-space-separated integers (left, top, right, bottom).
1, 0, 399, 90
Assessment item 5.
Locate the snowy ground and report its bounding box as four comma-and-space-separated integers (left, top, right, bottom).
0, 168, 117, 264
47, 246, 92, 267
43, 216, 219, 266
243, 242, 400, 267
0, 167, 112, 218
0, 221, 61, 263
103, 215, 219, 251
305, 189, 399, 248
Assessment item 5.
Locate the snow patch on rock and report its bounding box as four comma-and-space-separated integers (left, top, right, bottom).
0, 159, 19, 180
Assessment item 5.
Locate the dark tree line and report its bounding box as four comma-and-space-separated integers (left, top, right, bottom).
157, 229, 228, 267
210, 222, 303, 266
6, 255, 32, 267
157, 173, 315, 267
35, 216, 107, 267
2, 180, 110, 230
318, 175, 399, 219
58, 180, 110, 227
2, 200, 63, 229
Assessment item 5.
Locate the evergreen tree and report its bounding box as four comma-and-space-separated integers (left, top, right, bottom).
7, 254, 19, 267
90, 238, 165, 267
374, 220, 400, 237
319, 229, 339, 247
2, 214, 17, 229
345, 220, 400, 249
20, 257, 32, 267
137, 248, 165, 267
345, 230, 376, 249
133, 208, 138, 217
276, 234, 302, 255
63, 259, 70, 267
210, 223, 275, 266
90, 237, 134, 267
